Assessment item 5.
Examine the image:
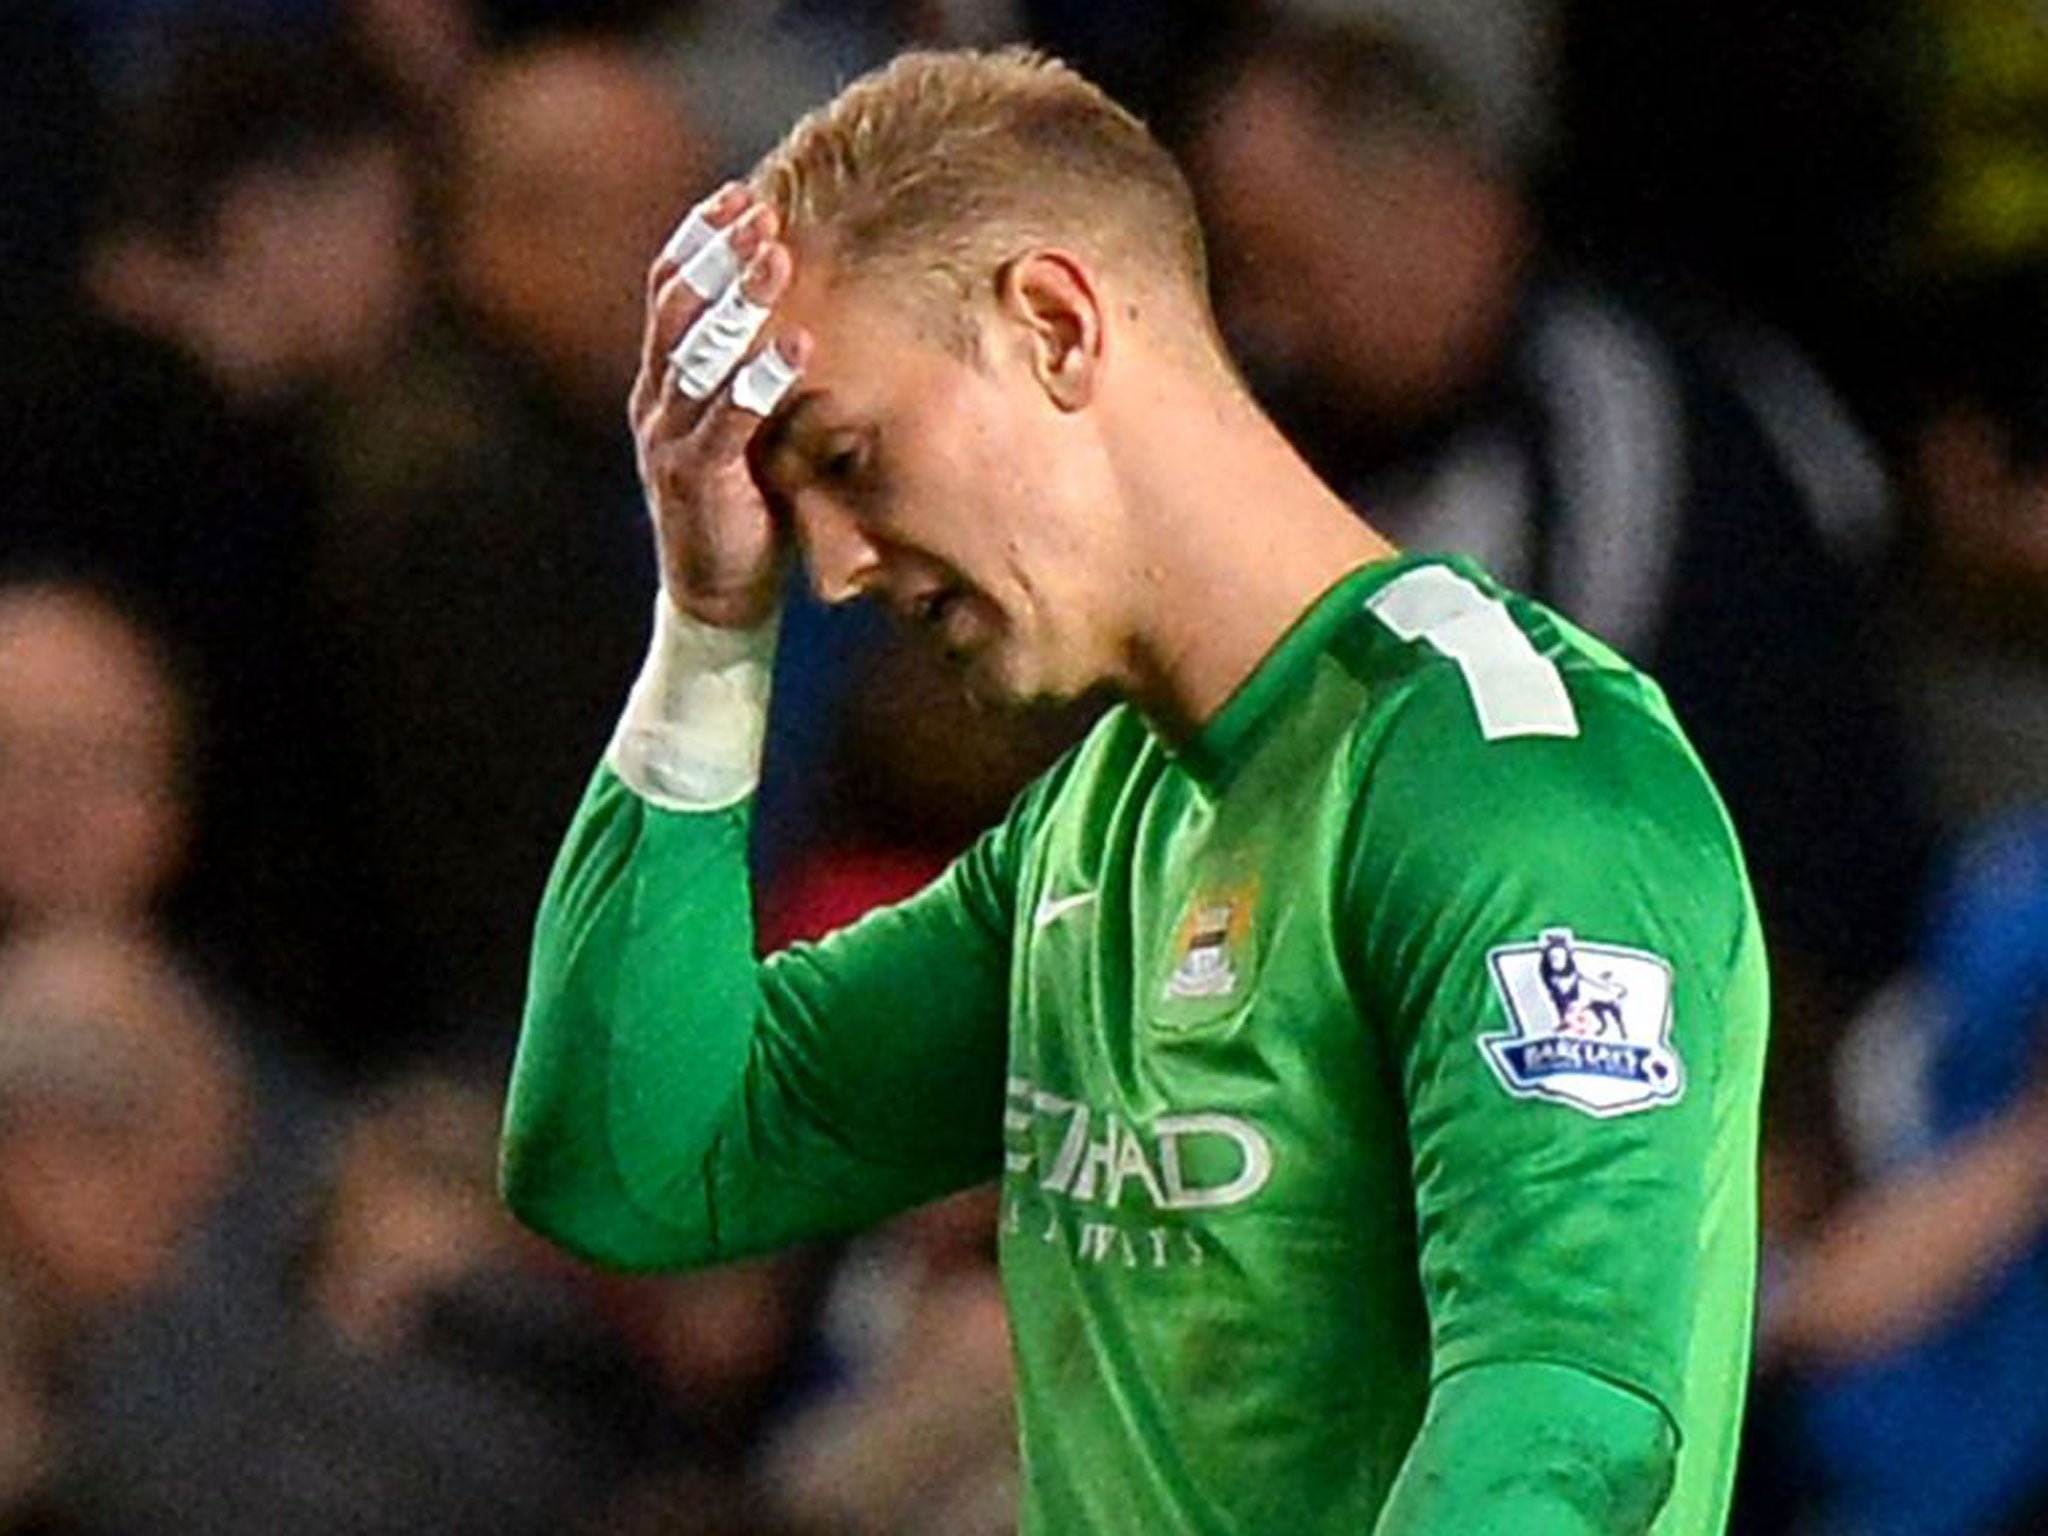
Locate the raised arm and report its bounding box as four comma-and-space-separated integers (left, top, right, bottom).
502, 752, 1021, 1270
500, 188, 1018, 1270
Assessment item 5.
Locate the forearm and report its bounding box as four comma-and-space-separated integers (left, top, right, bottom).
502, 595, 1018, 1270
1373, 1362, 1676, 1536
1768, 1091, 2048, 1360
500, 595, 776, 1270
501, 771, 760, 1268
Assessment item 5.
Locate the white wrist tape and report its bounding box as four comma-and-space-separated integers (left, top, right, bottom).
669, 280, 770, 401
606, 590, 778, 812
732, 346, 800, 416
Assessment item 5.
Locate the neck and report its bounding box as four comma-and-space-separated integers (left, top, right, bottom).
1105, 358, 1398, 740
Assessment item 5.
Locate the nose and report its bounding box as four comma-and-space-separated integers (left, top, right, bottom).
792, 496, 883, 606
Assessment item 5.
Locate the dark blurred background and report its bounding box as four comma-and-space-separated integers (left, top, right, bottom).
4, 2, 2048, 1533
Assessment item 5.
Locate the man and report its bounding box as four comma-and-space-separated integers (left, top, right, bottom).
503, 48, 1767, 1536
0, 925, 242, 1523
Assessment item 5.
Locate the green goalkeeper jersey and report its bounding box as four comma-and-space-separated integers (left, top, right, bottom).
505, 551, 1767, 1536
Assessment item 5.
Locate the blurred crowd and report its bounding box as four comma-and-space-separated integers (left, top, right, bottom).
3, 0, 2048, 1533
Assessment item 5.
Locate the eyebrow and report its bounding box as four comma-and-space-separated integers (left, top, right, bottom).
754, 389, 825, 461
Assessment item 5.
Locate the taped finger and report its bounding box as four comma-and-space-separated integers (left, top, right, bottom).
658, 183, 748, 275
668, 281, 772, 401
678, 226, 743, 300
658, 200, 719, 270
731, 345, 801, 417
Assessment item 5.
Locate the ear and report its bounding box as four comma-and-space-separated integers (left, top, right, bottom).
996, 249, 1103, 412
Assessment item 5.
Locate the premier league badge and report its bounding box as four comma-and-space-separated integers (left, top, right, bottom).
1480, 928, 1684, 1116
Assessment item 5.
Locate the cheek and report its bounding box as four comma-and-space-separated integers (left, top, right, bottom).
928, 373, 1025, 489
881, 384, 1023, 546
871, 354, 1098, 591
1006, 416, 1114, 570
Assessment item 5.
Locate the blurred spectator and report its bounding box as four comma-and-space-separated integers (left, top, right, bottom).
0, 571, 330, 1273
71, 1062, 668, 1536
84, 29, 417, 405
0, 924, 243, 1524
1766, 815, 2048, 1536
0, 570, 649, 1529
304, 1071, 526, 1350
446, 39, 714, 418
0, 581, 190, 936
0, 578, 330, 1515
761, 1188, 1013, 1536
1771, 278, 2048, 1536
318, 36, 711, 1035
4, 22, 427, 1068
1888, 269, 2048, 831
1188, 11, 1927, 1016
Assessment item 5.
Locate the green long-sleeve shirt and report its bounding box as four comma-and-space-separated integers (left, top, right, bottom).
504, 553, 1768, 1535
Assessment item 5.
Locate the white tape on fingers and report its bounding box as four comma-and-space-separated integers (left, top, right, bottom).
659, 199, 718, 269
668, 283, 771, 401
731, 347, 801, 416
678, 227, 743, 300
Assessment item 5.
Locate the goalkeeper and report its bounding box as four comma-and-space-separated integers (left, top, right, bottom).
502, 47, 1767, 1536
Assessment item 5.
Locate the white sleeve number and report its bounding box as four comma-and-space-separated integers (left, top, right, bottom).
1365, 566, 1579, 741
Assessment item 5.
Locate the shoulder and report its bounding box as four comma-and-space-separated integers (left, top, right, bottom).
1332, 558, 1678, 758
1325, 564, 1762, 1050
1329, 558, 1743, 887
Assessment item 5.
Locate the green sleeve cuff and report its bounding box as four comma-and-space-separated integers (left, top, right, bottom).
1374, 1361, 1677, 1536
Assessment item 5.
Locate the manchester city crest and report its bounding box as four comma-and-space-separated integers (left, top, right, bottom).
1167, 899, 1241, 998
1164, 884, 1257, 1002
1480, 927, 1684, 1116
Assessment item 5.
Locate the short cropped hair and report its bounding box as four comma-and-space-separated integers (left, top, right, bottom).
753, 48, 1210, 349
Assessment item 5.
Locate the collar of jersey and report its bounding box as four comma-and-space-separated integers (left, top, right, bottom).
1174, 550, 1453, 792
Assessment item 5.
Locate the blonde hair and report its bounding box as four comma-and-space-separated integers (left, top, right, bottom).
753, 47, 1210, 351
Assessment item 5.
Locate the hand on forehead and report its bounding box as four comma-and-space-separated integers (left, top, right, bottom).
652, 183, 804, 417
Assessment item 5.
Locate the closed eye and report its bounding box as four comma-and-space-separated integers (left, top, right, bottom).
751, 415, 870, 506
817, 435, 870, 486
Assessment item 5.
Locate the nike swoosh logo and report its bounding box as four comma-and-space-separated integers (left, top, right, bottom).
1032, 891, 1098, 930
